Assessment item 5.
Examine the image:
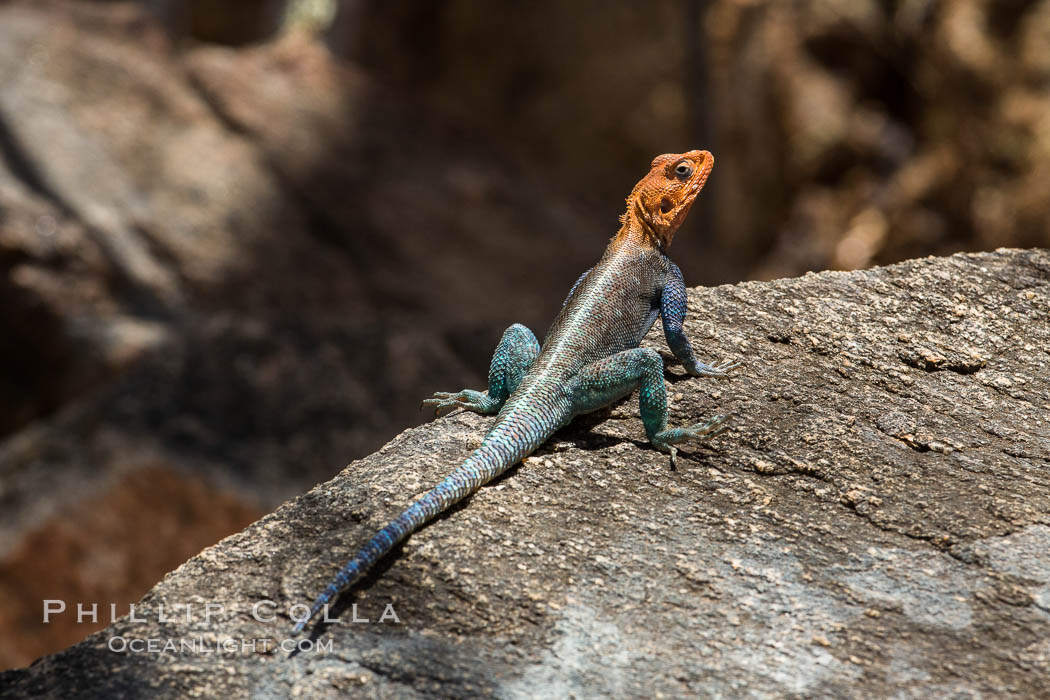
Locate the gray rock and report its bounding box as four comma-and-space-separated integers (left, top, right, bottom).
2, 248, 1048, 698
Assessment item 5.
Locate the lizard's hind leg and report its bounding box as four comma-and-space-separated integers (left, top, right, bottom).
569, 348, 727, 467
422, 323, 540, 416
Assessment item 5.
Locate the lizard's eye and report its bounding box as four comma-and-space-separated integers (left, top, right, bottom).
674, 162, 692, 179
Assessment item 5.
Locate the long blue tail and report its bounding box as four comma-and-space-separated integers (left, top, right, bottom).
292, 411, 550, 633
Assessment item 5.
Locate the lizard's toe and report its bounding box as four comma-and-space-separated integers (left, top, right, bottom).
653, 414, 730, 453
690, 359, 740, 377
682, 414, 730, 438
421, 389, 497, 416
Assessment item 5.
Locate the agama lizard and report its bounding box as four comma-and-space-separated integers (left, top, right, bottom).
293, 150, 734, 633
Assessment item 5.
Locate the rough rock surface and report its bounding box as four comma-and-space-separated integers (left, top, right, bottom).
2, 248, 1047, 698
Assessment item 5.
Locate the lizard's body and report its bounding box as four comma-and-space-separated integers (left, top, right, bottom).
294, 150, 732, 633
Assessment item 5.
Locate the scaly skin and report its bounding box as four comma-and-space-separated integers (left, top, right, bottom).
293, 150, 735, 633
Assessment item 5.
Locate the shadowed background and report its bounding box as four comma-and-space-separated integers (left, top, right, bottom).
1, 0, 1047, 668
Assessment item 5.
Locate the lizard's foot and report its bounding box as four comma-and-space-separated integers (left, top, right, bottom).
652, 414, 730, 468
686, 359, 740, 377
420, 389, 499, 417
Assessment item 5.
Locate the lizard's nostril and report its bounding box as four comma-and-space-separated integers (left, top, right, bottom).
660, 197, 673, 214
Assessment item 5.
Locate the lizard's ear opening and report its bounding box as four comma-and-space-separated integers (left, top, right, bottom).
659, 197, 674, 214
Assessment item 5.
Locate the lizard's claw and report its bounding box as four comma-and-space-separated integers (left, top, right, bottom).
420, 389, 498, 417
687, 359, 740, 377
652, 414, 730, 466
678, 414, 730, 439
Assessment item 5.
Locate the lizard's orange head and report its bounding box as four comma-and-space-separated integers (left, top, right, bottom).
623, 149, 713, 248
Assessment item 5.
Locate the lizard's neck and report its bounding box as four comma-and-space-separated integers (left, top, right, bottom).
613, 208, 668, 252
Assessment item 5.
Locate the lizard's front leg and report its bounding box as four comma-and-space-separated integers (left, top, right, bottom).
569, 347, 727, 467
422, 323, 539, 416
661, 263, 738, 377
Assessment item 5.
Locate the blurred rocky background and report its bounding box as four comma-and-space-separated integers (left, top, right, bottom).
0, 0, 1047, 669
